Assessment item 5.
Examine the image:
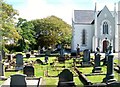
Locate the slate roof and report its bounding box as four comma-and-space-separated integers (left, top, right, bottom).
73, 10, 120, 24
74, 10, 94, 24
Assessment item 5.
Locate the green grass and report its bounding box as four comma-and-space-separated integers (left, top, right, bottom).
43, 77, 83, 86
44, 77, 58, 86
114, 59, 118, 64
0, 81, 4, 85
74, 77, 83, 87
24, 57, 56, 63
1, 56, 120, 86
87, 75, 105, 83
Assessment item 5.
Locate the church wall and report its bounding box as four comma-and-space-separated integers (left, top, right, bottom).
72, 24, 94, 51
96, 7, 115, 51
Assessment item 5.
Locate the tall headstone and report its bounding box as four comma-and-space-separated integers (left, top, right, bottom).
76, 44, 80, 56
103, 48, 109, 66
58, 45, 65, 63
7, 54, 13, 62
16, 53, 23, 70
92, 47, 102, 73
81, 49, 91, 66
45, 49, 50, 64
10, 74, 27, 87
103, 45, 116, 83
0, 62, 4, 76
0, 53, 2, 61
58, 69, 75, 87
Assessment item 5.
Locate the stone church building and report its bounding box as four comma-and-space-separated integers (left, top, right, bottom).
71, 3, 120, 52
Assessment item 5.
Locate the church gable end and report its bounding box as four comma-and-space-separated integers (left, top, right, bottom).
97, 6, 114, 23
72, 3, 118, 52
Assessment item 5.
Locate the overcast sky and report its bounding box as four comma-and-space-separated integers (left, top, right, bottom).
5, 0, 120, 25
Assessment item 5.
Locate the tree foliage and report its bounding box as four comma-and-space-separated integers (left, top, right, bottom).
16, 18, 35, 51
31, 16, 72, 48
1, 1, 20, 41
1, 0, 21, 52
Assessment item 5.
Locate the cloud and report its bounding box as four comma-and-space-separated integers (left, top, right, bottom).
18, 0, 80, 25
6, 0, 120, 25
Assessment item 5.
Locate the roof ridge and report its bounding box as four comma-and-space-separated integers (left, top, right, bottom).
74, 10, 94, 11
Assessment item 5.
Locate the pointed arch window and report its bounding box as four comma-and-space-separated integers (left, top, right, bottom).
103, 22, 108, 34
82, 29, 86, 45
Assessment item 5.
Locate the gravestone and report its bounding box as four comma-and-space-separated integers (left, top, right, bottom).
103, 43, 112, 66
23, 65, 34, 77
76, 44, 80, 56
26, 53, 30, 58
103, 50, 108, 66
0, 54, 2, 61
10, 74, 27, 87
92, 47, 102, 73
58, 47, 65, 63
71, 51, 77, 57
81, 49, 91, 66
58, 69, 75, 87
31, 50, 34, 55
0, 62, 4, 76
45, 49, 51, 63
7, 54, 13, 62
103, 45, 116, 83
16, 53, 23, 70
36, 59, 43, 65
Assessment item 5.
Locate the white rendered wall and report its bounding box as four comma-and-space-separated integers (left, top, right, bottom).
72, 23, 94, 51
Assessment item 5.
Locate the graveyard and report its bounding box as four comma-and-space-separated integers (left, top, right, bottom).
1, 1, 120, 87
0, 45, 120, 87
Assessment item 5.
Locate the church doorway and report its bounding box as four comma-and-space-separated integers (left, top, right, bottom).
103, 39, 109, 53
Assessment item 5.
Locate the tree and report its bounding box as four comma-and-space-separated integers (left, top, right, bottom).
31, 16, 72, 49
0, 0, 20, 52
16, 18, 36, 51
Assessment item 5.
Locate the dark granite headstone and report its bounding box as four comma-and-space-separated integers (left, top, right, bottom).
92, 47, 102, 73
26, 53, 30, 58
71, 51, 77, 57
76, 44, 80, 56
81, 49, 91, 66
16, 53, 23, 70
7, 54, 12, 62
92, 53, 102, 73
103, 45, 116, 83
44, 49, 50, 63
58, 69, 75, 87
31, 50, 34, 55
23, 65, 34, 77
16, 53, 23, 66
58, 48, 65, 63
10, 74, 27, 87
103, 54, 116, 83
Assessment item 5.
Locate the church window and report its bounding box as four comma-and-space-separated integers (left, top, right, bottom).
82, 29, 86, 45
103, 22, 108, 34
